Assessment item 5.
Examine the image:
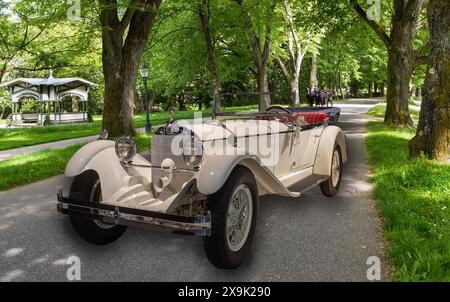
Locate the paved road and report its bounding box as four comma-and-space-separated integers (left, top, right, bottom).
0, 99, 387, 281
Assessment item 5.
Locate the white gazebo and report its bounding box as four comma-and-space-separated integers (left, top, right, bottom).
1, 73, 96, 125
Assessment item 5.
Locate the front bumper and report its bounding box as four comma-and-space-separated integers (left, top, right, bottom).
56, 191, 211, 236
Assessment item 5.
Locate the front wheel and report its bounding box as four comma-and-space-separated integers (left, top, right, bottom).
320, 145, 343, 197
69, 171, 127, 245
203, 166, 259, 269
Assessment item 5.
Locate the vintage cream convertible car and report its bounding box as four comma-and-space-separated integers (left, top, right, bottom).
57, 99, 347, 269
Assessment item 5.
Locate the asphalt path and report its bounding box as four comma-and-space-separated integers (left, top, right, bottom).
0, 98, 387, 281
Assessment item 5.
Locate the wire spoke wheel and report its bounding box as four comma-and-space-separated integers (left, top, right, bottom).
331, 149, 341, 188
320, 145, 343, 197
69, 171, 127, 245
226, 184, 253, 252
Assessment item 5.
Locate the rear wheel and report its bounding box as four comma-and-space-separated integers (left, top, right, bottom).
320, 145, 343, 197
69, 171, 127, 245
203, 166, 258, 269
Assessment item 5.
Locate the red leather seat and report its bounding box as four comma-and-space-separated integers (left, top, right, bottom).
256, 111, 329, 125
295, 112, 329, 125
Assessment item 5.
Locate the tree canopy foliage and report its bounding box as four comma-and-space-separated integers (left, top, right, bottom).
0, 0, 414, 110
1, 0, 446, 158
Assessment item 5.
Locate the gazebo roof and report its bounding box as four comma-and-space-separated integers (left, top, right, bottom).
1, 73, 96, 103
0, 77, 96, 88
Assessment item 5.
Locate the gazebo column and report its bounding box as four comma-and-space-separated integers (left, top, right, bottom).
84, 101, 88, 121
37, 102, 41, 124
12, 103, 16, 123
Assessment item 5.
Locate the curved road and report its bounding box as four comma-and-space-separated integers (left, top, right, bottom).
0, 99, 387, 281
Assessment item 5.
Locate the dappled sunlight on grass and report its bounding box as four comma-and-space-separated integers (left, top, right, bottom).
368, 103, 420, 120
0, 132, 152, 191
0, 145, 83, 191
366, 121, 450, 281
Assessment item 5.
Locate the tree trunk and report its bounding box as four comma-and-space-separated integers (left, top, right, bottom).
235, 0, 274, 111
338, 72, 344, 99
380, 82, 385, 97
384, 0, 425, 126
148, 89, 157, 112
350, 80, 359, 97
256, 67, 271, 111
374, 83, 378, 95
368, 82, 373, 98
384, 22, 415, 126
351, 0, 425, 126
99, 0, 162, 137
177, 93, 187, 111
251, 23, 273, 111
102, 47, 140, 136
274, 1, 308, 107
134, 90, 144, 114
289, 76, 300, 106
198, 0, 220, 111
409, 0, 450, 161
310, 53, 318, 88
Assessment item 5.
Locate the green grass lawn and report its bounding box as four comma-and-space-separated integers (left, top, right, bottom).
366, 121, 450, 281
0, 133, 152, 191
368, 103, 420, 120
0, 144, 84, 191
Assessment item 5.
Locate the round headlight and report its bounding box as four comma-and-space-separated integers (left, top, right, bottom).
115, 137, 137, 163
182, 136, 203, 167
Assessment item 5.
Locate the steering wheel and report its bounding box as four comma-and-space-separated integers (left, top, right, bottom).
265, 105, 291, 114
263, 106, 292, 123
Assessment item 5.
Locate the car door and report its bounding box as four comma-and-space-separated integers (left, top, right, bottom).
294, 126, 322, 170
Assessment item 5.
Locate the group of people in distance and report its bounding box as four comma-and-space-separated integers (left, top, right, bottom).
306, 86, 334, 107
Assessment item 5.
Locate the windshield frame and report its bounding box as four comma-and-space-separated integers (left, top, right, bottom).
212, 92, 296, 120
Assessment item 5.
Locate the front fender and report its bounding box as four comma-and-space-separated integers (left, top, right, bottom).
196, 155, 299, 197
65, 140, 115, 177
313, 125, 348, 176
65, 140, 131, 200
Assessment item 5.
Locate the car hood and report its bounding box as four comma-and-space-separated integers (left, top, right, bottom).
174, 119, 290, 141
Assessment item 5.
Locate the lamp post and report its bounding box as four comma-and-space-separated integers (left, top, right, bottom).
140, 65, 151, 133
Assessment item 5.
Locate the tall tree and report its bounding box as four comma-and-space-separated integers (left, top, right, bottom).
198, 0, 221, 110
99, 0, 162, 136
351, 0, 427, 126
234, 0, 276, 111
409, 0, 449, 161
0, 1, 66, 83
309, 51, 318, 89
274, 0, 310, 105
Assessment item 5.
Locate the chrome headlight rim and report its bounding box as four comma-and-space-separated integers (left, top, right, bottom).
115, 136, 137, 163
181, 136, 203, 167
